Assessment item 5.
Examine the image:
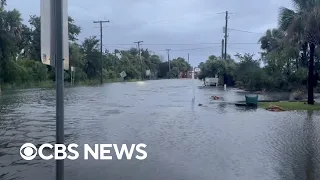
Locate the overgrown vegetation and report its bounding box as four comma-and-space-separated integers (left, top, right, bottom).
0, 2, 191, 89
198, 0, 320, 104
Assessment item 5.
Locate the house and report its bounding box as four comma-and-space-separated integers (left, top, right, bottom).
186, 71, 199, 79
178, 68, 200, 79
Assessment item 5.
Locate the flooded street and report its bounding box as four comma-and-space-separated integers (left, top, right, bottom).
0, 79, 320, 180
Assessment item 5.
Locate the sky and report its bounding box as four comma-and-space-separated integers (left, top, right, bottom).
6, 0, 294, 66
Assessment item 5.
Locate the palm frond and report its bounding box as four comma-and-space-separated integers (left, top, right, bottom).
0, 0, 6, 8
292, 0, 309, 11
279, 7, 296, 31
290, 14, 305, 38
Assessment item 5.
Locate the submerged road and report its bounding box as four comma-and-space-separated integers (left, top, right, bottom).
0, 79, 319, 180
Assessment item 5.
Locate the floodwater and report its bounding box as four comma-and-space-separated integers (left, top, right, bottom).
0, 79, 320, 180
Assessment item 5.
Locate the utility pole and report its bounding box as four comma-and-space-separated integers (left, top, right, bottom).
134, 41, 143, 80
166, 49, 171, 72
188, 53, 189, 64
223, 11, 229, 90
188, 53, 192, 73
224, 11, 228, 60
187, 53, 190, 78
93, 20, 109, 84
221, 39, 224, 58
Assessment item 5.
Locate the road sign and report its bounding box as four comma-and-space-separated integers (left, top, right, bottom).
194, 67, 201, 72
120, 71, 127, 78
40, 0, 69, 70
146, 70, 151, 76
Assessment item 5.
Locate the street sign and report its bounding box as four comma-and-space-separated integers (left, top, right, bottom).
194, 67, 201, 72
146, 70, 151, 76
40, 0, 69, 70
120, 71, 127, 78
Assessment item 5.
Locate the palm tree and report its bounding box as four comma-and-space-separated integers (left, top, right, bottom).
279, 0, 320, 104
259, 29, 285, 53
0, 0, 6, 8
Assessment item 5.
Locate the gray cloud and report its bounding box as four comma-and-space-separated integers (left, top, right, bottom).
7, 0, 293, 66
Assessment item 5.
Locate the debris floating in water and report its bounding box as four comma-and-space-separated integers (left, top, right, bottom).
211, 95, 222, 100
266, 105, 285, 112
136, 81, 146, 85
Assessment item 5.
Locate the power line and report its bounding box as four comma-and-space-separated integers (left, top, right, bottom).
229, 45, 255, 52
103, 45, 131, 50
171, 46, 221, 51
228, 28, 263, 34
93, 26, 109, 28
105, 44, 252, 53
105, 42, 258, 46
105, 45, 227, 52
76, 7, 230, 29
107, 12, 227, 28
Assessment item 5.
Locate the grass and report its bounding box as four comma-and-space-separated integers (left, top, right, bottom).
259, 101, 320, 111
76, 78, 139, 86
2, 81, 54, 89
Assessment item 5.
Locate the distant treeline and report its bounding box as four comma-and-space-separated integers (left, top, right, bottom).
0, 2, 191, 88
198, 0, 320, 95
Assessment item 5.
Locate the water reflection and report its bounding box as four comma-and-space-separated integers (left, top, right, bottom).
304, 110, 319, 180
273, 111, 320, 180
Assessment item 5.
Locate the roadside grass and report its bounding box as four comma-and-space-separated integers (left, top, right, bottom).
259, 101, 320, 111
1, 78, 142, 90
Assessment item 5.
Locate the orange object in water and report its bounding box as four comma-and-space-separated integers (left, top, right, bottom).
266, 105, 285, 112
211, 96, 220, 100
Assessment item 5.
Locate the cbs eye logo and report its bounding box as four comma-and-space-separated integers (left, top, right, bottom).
20, 143, 37, 160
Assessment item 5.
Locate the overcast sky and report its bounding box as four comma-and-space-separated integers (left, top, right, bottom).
7, 0, 293, 66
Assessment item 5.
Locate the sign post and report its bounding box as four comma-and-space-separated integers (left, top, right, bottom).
120, 71, 127, 82
192, 67, 200, 101
146, 70, 151, 80
41, 0, 68, 179
71, 66, 75, 86
192, 69, 195, 101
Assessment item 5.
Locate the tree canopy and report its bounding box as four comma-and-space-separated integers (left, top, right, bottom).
0, 4, 191, 87
198, 0, 320, 97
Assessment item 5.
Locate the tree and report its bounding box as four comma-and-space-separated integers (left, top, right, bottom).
0, 7, 24, 83
68, 16, 81, 41
0, 4, 178, 87
27, 15, 81, 62
0, 0, 6, 8
278, 0, 320, 104
81, 36, 100, 79
28, 15, 41, 61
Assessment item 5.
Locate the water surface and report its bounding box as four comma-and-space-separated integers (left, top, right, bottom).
0, 79, 319, 180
